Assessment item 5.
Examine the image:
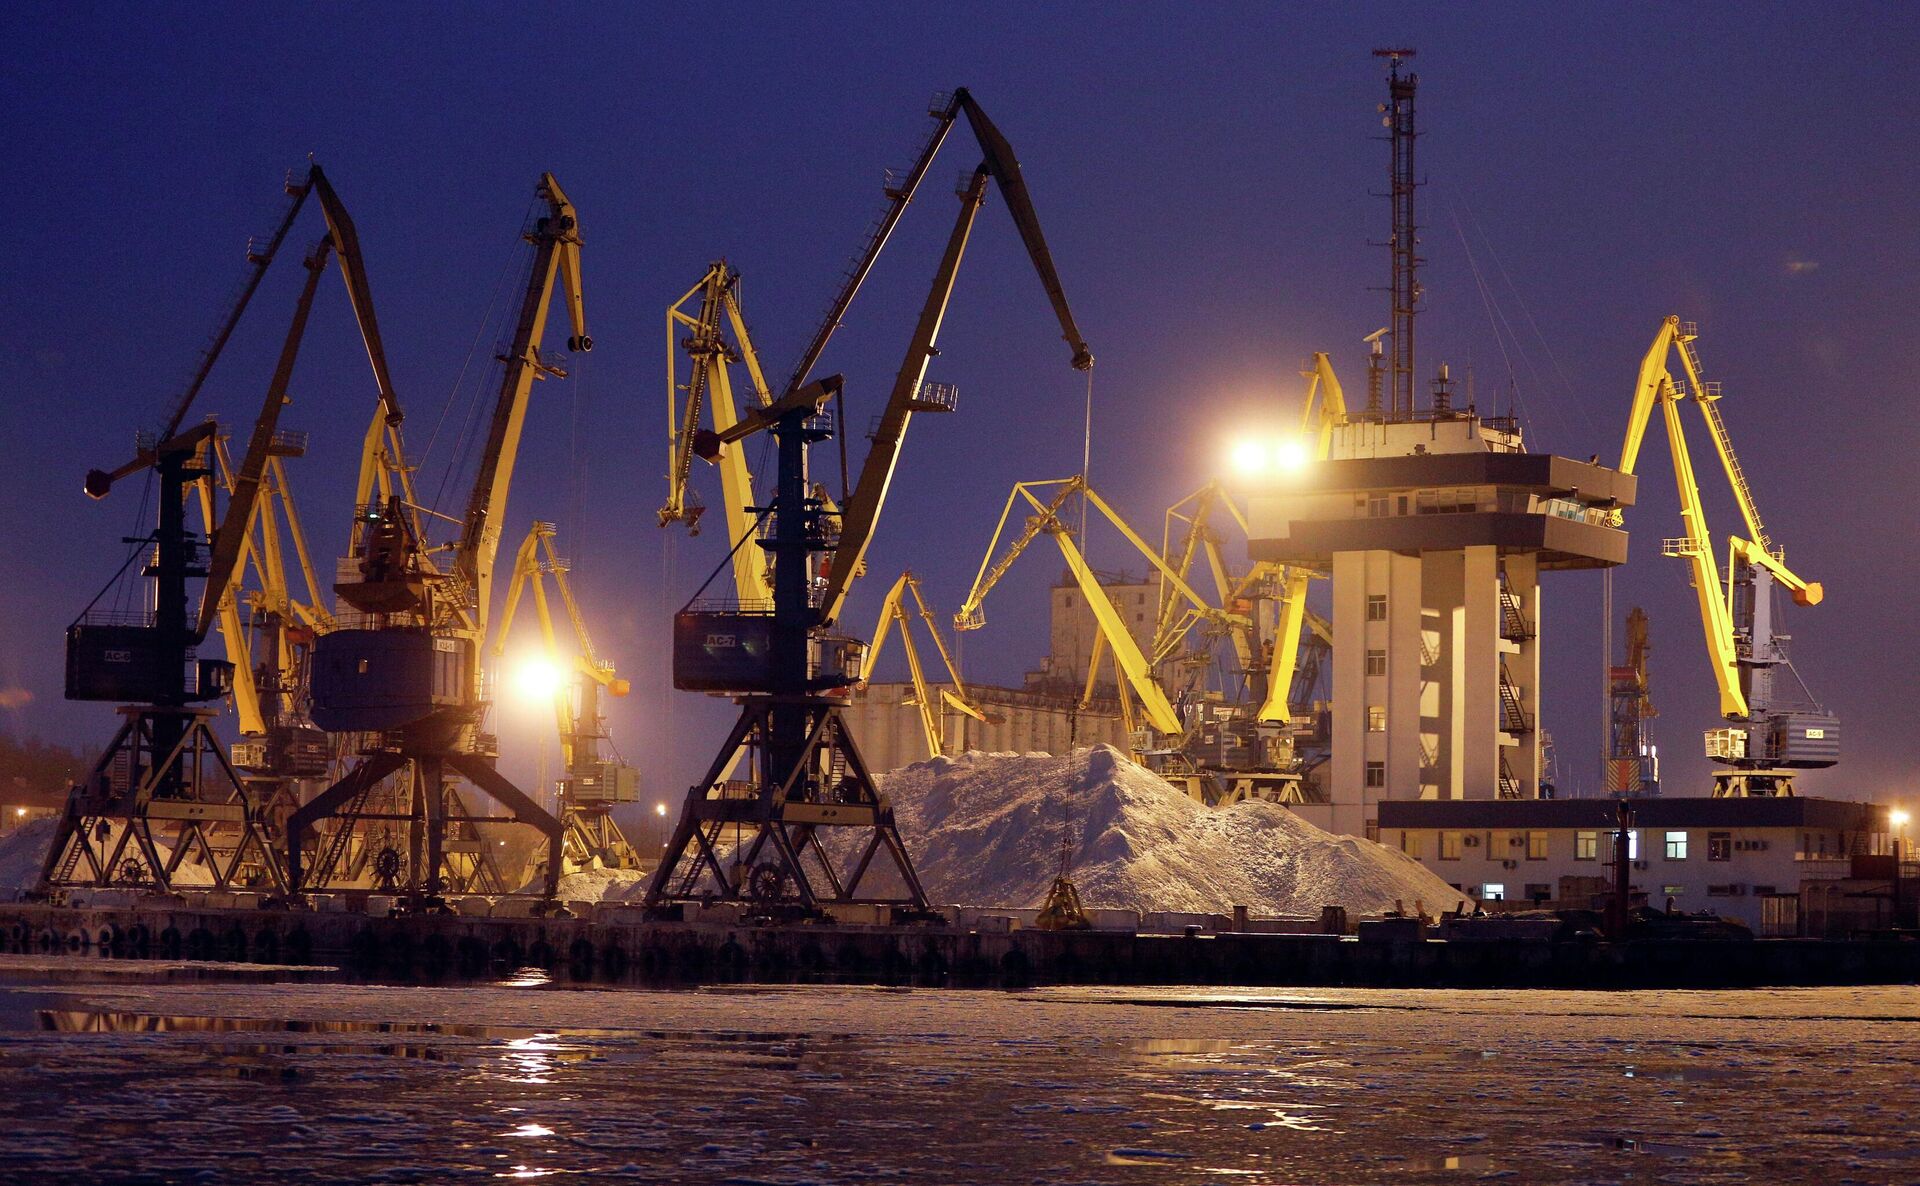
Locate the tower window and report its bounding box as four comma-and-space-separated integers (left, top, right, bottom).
1367, 706, 1387, 732
1365, 761, 1386, 788
1365, 649, 1387, 677
1367, 595, 1388, 622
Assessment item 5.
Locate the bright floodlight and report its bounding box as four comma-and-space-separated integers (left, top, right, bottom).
1229, 438, 1269, 474
1893, 809, 1911, 829
1275, 438, 1309, 470
513, 657, 565, 702
656, 802, 669, 816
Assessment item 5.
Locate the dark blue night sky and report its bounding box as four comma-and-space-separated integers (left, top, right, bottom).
3, 3, 1916, 805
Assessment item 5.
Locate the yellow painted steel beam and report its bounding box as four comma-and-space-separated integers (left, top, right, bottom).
457, 173, 588, 642
1658, 375, 1747, 719
1029, 488, 1183, 736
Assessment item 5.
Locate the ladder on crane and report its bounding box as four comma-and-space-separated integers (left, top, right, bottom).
1677, 322, 1770, 551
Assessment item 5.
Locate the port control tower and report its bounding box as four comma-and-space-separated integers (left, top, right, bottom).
1239, 52, 1636, 837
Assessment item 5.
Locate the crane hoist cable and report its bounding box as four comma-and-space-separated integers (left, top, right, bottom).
417, 203, 534, 482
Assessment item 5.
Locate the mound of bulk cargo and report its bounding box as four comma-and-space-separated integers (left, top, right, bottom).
878, 745, 1464, 916
0, 816, 215, 893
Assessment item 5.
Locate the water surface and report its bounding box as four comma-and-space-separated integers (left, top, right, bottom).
0, 960, 1912, 1183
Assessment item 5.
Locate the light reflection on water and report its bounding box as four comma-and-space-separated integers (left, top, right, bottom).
498, 1032, 571, 1085
496, 966, 554, 989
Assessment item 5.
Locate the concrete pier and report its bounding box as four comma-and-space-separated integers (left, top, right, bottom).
0, 901, 1914, 990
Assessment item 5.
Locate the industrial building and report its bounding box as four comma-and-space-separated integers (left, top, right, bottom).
845, 569, 1149, 773
1380, 797, 1914, 937
840, 682, 1128, 774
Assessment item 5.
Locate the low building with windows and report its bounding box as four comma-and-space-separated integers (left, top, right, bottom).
1377, 796, 1907, 936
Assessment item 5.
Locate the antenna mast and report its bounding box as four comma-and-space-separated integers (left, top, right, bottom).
1374, 48, 1421, 420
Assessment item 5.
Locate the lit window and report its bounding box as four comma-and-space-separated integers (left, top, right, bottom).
1401, 831, 1423, 858
1662, 884, 1684, 897
1526, 831, 1548, 860
1481, 883, 1506, 901
1366, 649, 1387, 677
1575, 831, 1598, 861
1665, 831, 1689, 860
1708, 832, 1732, 862
1367, 706, 1387, 732
1440, 831, 1462, 860
1367, 595, 1388, 622
1608, 829, 1640, 860
1364, 761, 1386, 788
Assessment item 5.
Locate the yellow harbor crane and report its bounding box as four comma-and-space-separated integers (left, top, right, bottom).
294, 172, 590, 908
493, 521, 641, 871
953, 476, 1238, 742
45, 163, 396, 894
667, 89, 1094, 627
864, 571, 995, 759
947, 354, 1346, 803
1615, 316, 1836, 797
196, 424, 337, 810
175, 235, 343, 813
660, 262, 777, 602
647, 88, 1092, 913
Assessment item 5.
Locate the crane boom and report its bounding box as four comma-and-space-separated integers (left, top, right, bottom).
817, 168, 986, 623
786, 88, 1093, 402
195, 238, 330, 640
796, 89, 1093, 624
954, 92, 1094, 370
157, 172, 311, 442
456, 173, 589, 640
308, 165, 406, 432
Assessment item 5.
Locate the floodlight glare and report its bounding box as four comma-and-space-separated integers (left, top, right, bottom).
513, 657, 565, 702
1230, 438, 1268, 474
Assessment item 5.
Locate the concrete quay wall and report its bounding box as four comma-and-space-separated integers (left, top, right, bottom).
0, 902, 1913, 990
